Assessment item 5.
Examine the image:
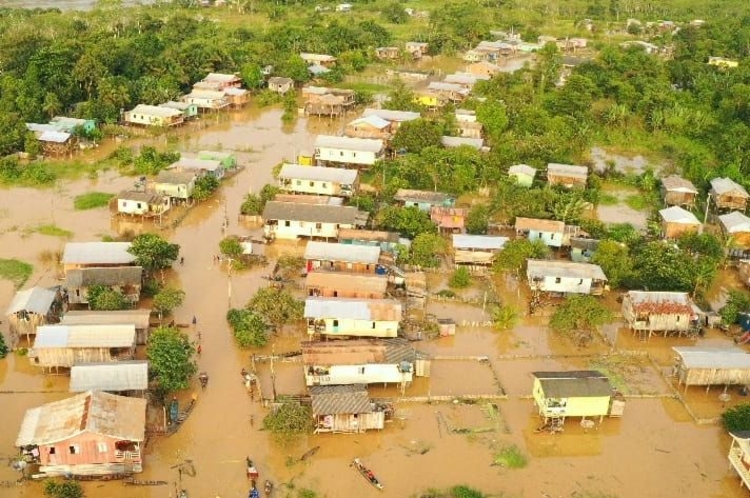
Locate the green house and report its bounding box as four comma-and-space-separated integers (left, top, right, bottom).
198, 150, 237, 170
508, 164, 537, 187
50, 116, 97, 134
160, 101, 199, 120
532, 371, 615, 424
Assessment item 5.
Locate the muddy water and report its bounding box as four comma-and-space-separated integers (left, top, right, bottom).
0, 106, 748, 498
4, 0, 155, 10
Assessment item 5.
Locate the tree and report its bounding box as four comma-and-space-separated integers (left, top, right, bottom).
193, 175, 219, 201
153, 286, 185, 317
449, 266, 472, 288
492, 304, 518, 331
0, 331, 9, 359
720, 290, 750, 325
390, 119, 443, 153
408, 233, 448, 268
241, 62, 264, 90
493, 239, 549, 275
0, 113, 28, 156
376, 206, 437, 239
227, 308, 269, 347
262, 401, 313, 438
24, 132, 42, 159
465, 204, 489, 234
248, 287, 303, 331
476, 100, 509, 144
128, 233, 180, 275
146, 326, 197, 393
381, 2, 409, 24
549, 295, 613, 337
44, 480, 84, 498
723, 404, 750, 432
383, 79, 422, 112
629, 241, 698, 292
591, 240, 632, 288
240, 193, 264, 215
87, 285, 129, 311
279, 54, 310, 84
219, 236, 244, 259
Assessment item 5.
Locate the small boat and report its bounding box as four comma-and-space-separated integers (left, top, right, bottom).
352, 458, 383, 490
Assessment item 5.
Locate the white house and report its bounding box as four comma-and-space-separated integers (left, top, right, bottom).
182, 90, 229, 110
314, 135, 385, 167
122, 105, 183, 127
526, 259, 608, 295
441, 136, 485, 150
277, 164, 359, 197
452, 234, 508, 265
116, 191, 171, 216
170, 157, 224, 180
262, 201, 366, 240
361, 108, 420, 130
515, 217, 567, 248
301, 338, 428, 387
305, 297, 401, 337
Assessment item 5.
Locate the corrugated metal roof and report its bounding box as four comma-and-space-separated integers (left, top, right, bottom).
315, 135, 384, 153
186, 90, 226, 99
301, 53, 337, 62
452, 234, 508, 250
309, 384, 372, 415
441, 136, 484, 149
61, 242, 135, 265
278, 164, 358, 184
444, 74, 478, 85
15, 391, 146, 446
537, 375, 612, 398
305, 241, 380, 264
719, 211, 750, 233
306, 272, 388, 294
362, 108, 420, 122
130, 104, 182, 118
308, 64, 331, 75
117, 190, 164, 204
65, 266, 142, 288
263, 201, 364, 225
394, 189, 453, 204
273, 194, 343, 206
625, 291, 694, 315
659, 206, 700, 224
348, 115, 391, 130
569, 237, 600, 251
711, 177, 750, 197
302, 337, 420, 365
661, 175, 698, 194
527, 260, 607, 280
61, 309, 151, 329
547, 163, 588, 178
304, 297, 402, 321
515, 217, 565, 232
70, 361, 149, 392
5, 287, 57, 316
155, 170, 197, 185
34, 324, 136, 349
508, 164, 537, 177
39, 131, 71, 143
173, 157, 222, 171
26, 123, 57, 133
673, 346, 750, 369
160, 101, 191, 110
204, 73, 240, 83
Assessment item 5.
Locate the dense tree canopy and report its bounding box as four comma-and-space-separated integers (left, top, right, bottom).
146, 326, 197, 393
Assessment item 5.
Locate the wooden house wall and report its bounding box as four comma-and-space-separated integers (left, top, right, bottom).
678, 365, 750, 387
548, 174, 586, 187
715, 194, 748, 211
453, 249, 495, 265
35, 346, 132, 368
622, 300, 692, 332
8, 313, 49, 338
663, 190, 696, 206
311, 318, 399, 338
67, 283, 141, 305
739, 263, 750, 287
728, 231, 750, 250
662, 221, 700, 239
40, 433, 128, 467
305, 363, 411, 386
343, 124, 390, 140
306, 285, 385, 299
307, 260, 378, 274
314, 412, 384, 433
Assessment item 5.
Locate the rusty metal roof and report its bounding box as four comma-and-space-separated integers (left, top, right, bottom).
533, 371, 612, 398
15, 391, 146, 446
263, 201, 364, 225
309, 384, 372, 415
661, 175, 698, 194
514, 217, 565, 233
302, 337, 420, 365
625, 291, 695, 315
305, 272, 388, 295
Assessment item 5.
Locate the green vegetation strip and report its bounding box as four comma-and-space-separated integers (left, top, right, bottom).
73, 192, 113, 210
33, 224, 73, 238
0, 258, 33, 289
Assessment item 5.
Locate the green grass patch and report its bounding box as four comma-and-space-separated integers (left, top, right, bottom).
0, 258, 33, 288
493, 444, 528, 469
624, 194, 650, 211
74, 192, 114, 210
34, 224, 74, 238
598, 192, 620, 205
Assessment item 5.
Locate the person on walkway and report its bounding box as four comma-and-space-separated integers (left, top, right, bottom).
192, 316, 197, 326
197, 344, 202, 356
180, 256, 184, 265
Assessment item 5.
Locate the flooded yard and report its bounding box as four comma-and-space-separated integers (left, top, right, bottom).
0, 105, 748, 498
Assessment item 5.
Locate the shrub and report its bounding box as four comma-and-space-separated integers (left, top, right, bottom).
493, 445, 527, 469
0, 258, 33, 288
227, 308, 269, 347
44, 480, 84, 498
448, 267, 472, 289
723, 403, 750, 432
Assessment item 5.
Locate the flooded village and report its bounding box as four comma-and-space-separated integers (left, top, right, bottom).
2, 3, 750, 498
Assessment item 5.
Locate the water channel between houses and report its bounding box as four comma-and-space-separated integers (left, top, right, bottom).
0, 106, 746, 498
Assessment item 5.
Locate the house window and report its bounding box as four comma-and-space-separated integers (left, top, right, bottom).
315, 223, 322, 230
310, 181, 315, 187
69, 445, 80, 455
372, 322, 376, 329
137, 203, 142, 209
555, 277, 561, 284
346, 262, 353, 269
676, 316, 680, 323
97, 442, 108, 453
358, 367, 365, 374
340, 151, 344, 156
321, 182, 327, 189
296, 180, 302, 186
352, 153, 357, 158
550, 233, 556, 239
49, 447, 56, 455
578, 279, 583, 285
284, 221, 291, 227
333, 319, 339, 327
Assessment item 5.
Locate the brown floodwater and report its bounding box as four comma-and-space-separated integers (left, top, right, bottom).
0, 106, 748, 498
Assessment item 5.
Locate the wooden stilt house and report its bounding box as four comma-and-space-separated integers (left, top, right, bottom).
5, 286, 61, 342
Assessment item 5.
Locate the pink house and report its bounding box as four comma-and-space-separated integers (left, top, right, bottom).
430, 206, 467, 233
16, 391, 146, 477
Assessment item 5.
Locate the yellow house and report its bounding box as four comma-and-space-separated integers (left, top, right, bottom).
413, 93, 445, 108
531, 371, 616, 424
708, 56, 739, 68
